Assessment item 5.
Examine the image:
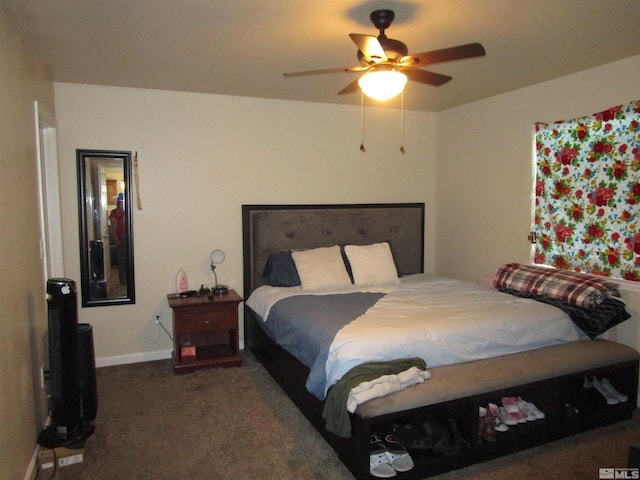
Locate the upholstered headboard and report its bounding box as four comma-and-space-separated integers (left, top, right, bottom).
242, 203, 425, 295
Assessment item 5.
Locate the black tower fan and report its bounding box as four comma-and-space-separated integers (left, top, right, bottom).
38, 278, 97, 448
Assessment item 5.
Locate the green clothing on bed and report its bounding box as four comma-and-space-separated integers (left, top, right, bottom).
322, 357, 427, 437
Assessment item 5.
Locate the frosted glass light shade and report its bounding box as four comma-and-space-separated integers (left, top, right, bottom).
358, 70, 407, 101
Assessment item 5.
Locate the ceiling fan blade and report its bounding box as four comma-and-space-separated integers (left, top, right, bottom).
349, 33, 388, 62
283, 65, 366, 78
399, 42, 486, 67
404, 69, 452, 86
337, 78, 362, 95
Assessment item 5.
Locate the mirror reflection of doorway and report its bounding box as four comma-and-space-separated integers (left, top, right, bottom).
104, 167, 126, 298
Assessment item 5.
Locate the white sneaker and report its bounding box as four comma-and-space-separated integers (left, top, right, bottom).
517, 397, 545, 419
370, 448, 396, 478
383, 434, 414, 473
370, 435, 396, 478
592, 378, 620, 405
600, 378, 628, 403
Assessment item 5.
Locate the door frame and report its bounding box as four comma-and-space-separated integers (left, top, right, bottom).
34, 101, 64, 282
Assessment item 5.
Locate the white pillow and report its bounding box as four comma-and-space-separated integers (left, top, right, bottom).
344, 242, 400, 286
291, 246, 352, 291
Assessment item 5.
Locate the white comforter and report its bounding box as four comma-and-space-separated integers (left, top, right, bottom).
248, 274, 586, 397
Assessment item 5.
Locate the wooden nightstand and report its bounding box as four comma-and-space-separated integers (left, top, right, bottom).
167, 289, 243, 374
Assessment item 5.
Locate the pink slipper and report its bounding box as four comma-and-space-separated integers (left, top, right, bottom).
498, 406, 518, 426
501, 397, 526, 423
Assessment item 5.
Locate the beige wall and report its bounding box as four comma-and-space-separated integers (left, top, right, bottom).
53, 84, 437, 365
435, 54, 640, 360
0, 7, 55, 479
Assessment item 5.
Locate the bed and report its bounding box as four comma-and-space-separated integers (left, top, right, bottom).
242, 203, 639, 479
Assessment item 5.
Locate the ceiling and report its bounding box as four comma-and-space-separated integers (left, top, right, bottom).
3, 0, 640, 112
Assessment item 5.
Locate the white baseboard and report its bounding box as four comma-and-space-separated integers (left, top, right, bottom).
27, 416, 50, 480
95, 341, 245, 368
95, 349, 172, 368
25, 446, 39, 480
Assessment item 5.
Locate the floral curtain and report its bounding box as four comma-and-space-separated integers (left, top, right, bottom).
533, 100, 640, 282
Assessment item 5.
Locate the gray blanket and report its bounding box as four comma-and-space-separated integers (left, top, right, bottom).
258, 292, 385, 399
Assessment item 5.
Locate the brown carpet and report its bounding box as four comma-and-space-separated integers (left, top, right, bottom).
38, 351, 639, 480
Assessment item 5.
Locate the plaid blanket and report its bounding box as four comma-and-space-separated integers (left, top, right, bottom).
499, 287, 630, 338
494, 263, 621, 309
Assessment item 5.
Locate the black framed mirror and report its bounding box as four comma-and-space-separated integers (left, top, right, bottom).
77, 149, 135, 307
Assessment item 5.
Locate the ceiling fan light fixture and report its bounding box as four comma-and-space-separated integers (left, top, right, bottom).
358, 68, 407, 101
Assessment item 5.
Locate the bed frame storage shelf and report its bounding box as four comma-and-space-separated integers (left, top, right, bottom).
168, 290, 242, 374
246, 308, 638, 480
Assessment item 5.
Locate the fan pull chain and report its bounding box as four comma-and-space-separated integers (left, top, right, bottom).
399, 91, 406, 154
360, 90, 366, 152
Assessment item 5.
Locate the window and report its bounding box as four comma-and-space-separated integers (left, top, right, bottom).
533, 100, 640, 282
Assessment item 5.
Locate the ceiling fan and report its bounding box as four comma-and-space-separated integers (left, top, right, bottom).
283, 9, 486, 101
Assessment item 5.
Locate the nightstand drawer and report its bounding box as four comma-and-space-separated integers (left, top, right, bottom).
176, 311, 236, 333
